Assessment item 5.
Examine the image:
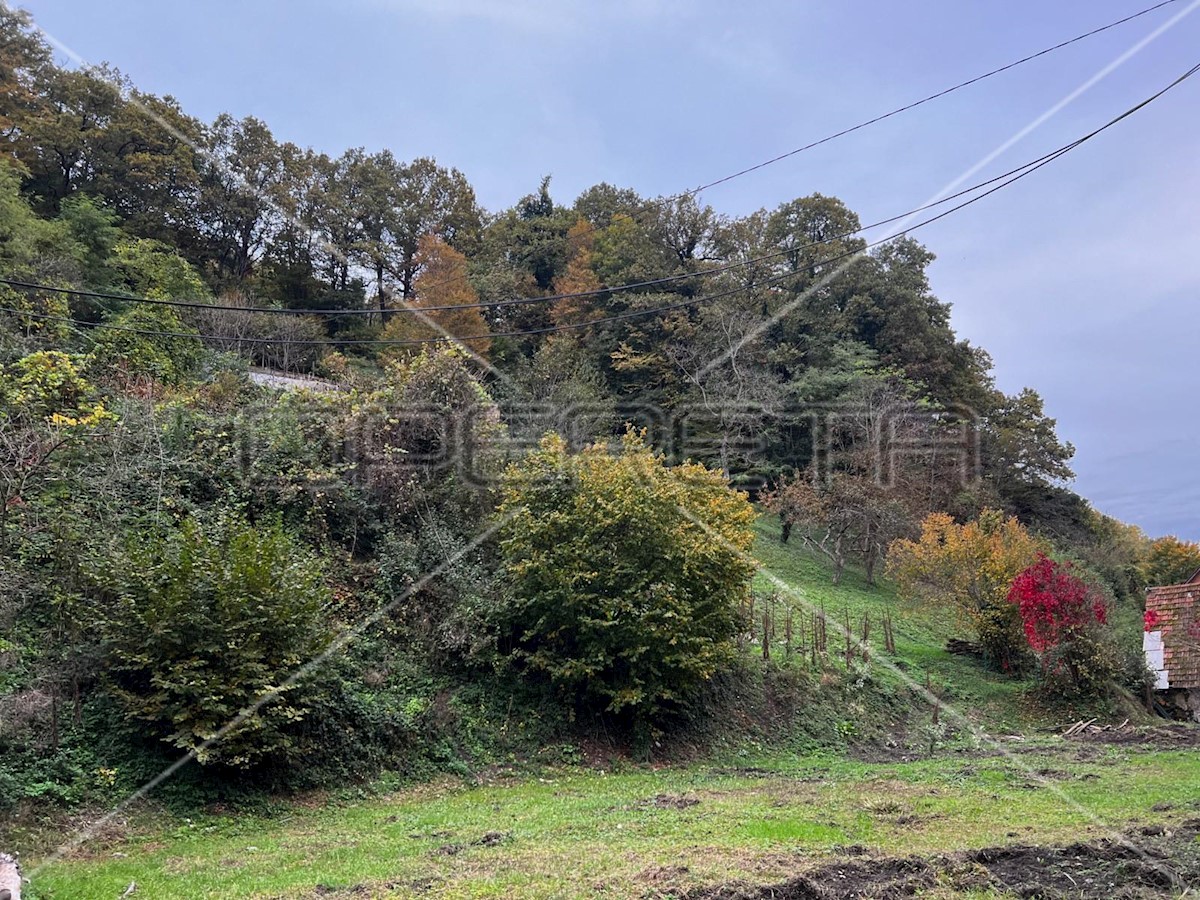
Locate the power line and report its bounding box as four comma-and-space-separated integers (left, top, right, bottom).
680, 0, 1184, 199
4, 49, 1195, 326
6, 59, 1197, 349
2, 2, 1181, 321
407, 0, 1185, 296
0, 145, 1106, 317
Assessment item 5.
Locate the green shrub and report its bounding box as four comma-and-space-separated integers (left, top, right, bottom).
498, 430, 756, 728
88, 304, 204, 384
86, 516, 332, 768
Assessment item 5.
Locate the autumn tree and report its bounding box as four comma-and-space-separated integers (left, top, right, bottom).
549, 217, 604, 326
1008, 554, 1114, 697
380, 234, 491, 358
0, 350, 114, 549
390, 156, 481, 299
1142, 536, 1200, 587
766, 472, 912, 586
887, 509, 1046, 670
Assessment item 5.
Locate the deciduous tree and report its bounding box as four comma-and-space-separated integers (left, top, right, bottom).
887, 509, 1046, 670
498, 430, 756, 727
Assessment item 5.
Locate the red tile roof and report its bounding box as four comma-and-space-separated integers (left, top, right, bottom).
1146, 582, 1200, 689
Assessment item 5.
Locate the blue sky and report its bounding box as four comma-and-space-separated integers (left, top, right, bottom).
22, 0, 1200, 539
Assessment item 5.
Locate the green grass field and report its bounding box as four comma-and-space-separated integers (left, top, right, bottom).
19, 520, 1193, 899
26, 748, 1200, 898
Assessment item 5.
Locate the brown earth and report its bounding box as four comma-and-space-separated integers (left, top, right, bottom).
684, 820, 1200, 900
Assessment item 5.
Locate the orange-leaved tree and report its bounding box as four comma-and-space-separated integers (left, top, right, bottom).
886, 509, 1046, 671
381, 233, 491, 358
549, 217, 604, 327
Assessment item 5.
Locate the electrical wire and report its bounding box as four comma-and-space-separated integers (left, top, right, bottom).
406, 0, 1187, 297
3, 2, 1182, 320
4, 52, 1197, 340
0, 145, 1104, 317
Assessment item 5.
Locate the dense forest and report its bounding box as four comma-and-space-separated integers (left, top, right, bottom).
2, 5, 1198, 818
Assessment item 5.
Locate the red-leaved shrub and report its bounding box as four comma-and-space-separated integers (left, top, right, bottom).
1008, 554, 1107, 653
1008, 554, 1115, 697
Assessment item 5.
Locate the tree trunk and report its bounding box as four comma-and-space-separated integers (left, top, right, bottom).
375, 262, 386, 317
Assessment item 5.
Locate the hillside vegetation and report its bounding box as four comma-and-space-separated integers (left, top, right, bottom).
20, 530, 1186, 899
1, 7, 1198, 898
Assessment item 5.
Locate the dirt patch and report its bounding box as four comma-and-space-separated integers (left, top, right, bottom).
687, 855, 935, 900
643, 794, 701, 810
848, 742, 924, 764
687, 822, 1200, 900
1066, 723, 1200, 749
433, 830, 509, 856
639, 864, 692, 883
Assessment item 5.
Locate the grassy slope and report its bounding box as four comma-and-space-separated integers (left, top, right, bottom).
24, 519, 1168, 899
29, 750, 1200, 898
748, 517, 1061, 734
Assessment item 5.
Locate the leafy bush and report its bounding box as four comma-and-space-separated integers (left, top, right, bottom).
88, 304, 204, 384
1008, 554, 1117, 699
86, 516, 332, 768
887, 510, 1045, 672
497, 430, 756, 727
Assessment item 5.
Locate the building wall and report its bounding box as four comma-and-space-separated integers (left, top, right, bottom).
1145, 583, 1200, 690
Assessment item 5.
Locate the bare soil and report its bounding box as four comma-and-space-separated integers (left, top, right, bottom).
1065, 723, 1200, 749
685, 820, 1200, 900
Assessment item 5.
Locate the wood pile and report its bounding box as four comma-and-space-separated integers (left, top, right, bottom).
1060, 718, 1130, 737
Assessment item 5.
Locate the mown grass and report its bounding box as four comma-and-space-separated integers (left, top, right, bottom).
24, 519, 1174, 898
29, 749, 1200, 898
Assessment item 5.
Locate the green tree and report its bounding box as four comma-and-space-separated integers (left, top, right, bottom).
113, 237, 210, 300
195, 114, 289, 284
1142, 536, 1200, 587
498, 430, 756, 726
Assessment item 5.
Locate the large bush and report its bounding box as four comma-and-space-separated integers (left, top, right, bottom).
887, 510, 1046, 671
88, 304, 205, 384
498, 430, 756, 726
87, 516, 331, 768
1008, 554, 1117, 698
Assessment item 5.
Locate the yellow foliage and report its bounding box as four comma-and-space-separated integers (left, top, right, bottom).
886, 509, 1046, 668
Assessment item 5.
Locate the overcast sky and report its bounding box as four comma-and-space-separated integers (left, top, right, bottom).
21, 0, 1200, 540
